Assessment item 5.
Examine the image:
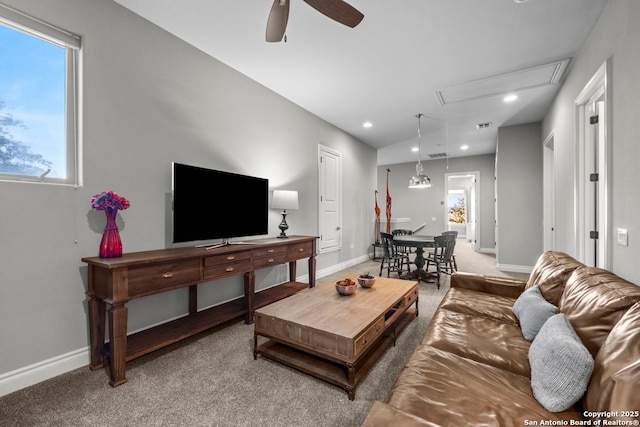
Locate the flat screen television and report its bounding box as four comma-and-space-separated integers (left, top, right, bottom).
172, 162, 269, 243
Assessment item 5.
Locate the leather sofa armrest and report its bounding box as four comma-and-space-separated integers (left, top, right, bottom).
360, 401, 441, 427
451, 272, 526, 298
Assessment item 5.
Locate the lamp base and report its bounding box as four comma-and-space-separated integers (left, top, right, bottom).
277, 212, 289, 238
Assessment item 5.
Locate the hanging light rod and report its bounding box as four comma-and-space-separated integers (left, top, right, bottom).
408, 113, 432, 189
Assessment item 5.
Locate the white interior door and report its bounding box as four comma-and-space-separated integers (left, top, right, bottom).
318, 145, 342, 253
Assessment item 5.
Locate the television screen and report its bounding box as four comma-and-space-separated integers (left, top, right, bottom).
172, 163, 269, 243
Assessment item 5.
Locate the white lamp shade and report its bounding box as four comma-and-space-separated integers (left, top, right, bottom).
271, 190, 299, 210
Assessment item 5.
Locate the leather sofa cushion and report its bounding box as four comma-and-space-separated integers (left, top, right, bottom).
421, 308, 531, 377
438, 287, 519, 324
387, 345, 582, 425
451, 271, 526, 298
584, 302, 640, 418
559, 267, 640, 356
526, 251, 585, 306
360, 401, 441, 427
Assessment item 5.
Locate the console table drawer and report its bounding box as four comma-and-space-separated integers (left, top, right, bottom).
205, 251, 251, 266
253, 253, 288, 269
128, 260, 201, 298
287, 241, 314, 260
252, 246, 287, 258
354, 316, 385, 357
203, 252, 252, 279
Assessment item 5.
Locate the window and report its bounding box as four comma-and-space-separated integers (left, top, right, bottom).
447, 191, 466, 224
0, 4, 80, 185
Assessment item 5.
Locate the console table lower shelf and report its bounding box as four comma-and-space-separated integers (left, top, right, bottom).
252, 274, 419, 400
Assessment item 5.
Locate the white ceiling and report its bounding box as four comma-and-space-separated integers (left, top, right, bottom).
113, 0, 607, 165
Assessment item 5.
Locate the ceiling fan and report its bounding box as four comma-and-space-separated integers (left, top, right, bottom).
266, 0, 364, 42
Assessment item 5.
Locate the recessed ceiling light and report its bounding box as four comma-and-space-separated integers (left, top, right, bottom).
363, 121, 373, 128
504, 94, 518, 102
411, 147, 419, 152
460, 145, 469, 151
514, 0, 530, 3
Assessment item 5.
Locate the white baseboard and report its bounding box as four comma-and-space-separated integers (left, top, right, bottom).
316, 254, 371, 279
0, 253, 373, 398
478, 247, 496, 254
497, 263, 533, 274
0, 347, 89, 397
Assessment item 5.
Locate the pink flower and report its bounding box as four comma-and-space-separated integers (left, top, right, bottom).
90, 191, 130, 211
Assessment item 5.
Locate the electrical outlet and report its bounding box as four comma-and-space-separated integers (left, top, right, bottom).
617, 228, 628, 246
431, 217, 437, 222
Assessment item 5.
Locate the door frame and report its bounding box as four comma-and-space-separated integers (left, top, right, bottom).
543, 131, 556, 251
574, 58, 611, 268
444, 171, 480, 251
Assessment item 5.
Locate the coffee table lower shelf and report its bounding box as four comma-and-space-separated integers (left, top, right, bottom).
254, 308, 417, 400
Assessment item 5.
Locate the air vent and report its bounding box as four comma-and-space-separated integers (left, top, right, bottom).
476, 122, 492, 129
428, 153, 448, 159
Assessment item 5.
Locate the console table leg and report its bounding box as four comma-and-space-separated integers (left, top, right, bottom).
308, 254, 316, 288
107, 302, 128, 387
188, 285, 198, 315
87, 265, 106, 370
244, 271, 255, 324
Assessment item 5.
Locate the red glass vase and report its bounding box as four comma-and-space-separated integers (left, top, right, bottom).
99, 208, 122, 257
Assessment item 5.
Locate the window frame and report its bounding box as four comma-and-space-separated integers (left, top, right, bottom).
0, 4, 81, 186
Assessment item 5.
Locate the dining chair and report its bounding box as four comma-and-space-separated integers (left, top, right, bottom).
379, 232, 411, 278
391, 228, 414, 263
441, 230, 459, 272
425, 233, 457, 289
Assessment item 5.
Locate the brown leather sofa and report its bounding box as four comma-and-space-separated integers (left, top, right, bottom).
361, 251, 640, 426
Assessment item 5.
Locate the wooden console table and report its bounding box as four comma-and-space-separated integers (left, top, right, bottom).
82, 235, 317, 387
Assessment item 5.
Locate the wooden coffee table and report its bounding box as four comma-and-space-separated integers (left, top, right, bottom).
253, 273, 418, 400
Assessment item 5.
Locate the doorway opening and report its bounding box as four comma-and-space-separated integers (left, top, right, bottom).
445, 171, 479, 251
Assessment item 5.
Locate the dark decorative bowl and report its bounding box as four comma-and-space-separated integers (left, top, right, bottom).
357, 275, 376, 288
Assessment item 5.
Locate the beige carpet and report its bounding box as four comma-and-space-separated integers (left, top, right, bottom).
0, 240, 528, 426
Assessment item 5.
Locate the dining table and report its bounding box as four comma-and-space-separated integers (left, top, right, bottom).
392, 234, 435, 283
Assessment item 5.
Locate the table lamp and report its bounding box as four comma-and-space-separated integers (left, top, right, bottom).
271, 190, 299, 238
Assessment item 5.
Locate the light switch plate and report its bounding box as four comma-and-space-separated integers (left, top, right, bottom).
617, 228, 628, 246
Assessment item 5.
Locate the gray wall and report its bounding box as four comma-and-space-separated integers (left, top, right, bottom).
0, 0, 376, 383
543, 0, 640, 283
378, 154, 496, 251
496, 123, 543, 269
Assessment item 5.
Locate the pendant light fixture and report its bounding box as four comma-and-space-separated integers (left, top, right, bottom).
408, 113, 432, 189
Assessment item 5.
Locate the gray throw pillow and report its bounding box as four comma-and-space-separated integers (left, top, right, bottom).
513, 286, 559, 341
529, 313, 594, 413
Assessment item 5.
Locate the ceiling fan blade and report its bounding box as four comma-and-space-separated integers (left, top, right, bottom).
266, 0, 289, 42
303, 0, 364, 28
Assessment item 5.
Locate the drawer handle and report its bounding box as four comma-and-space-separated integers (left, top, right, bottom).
267, 258, 275, 263
225, 267, 234, 272
226, 256, 235, 260
162, 272, 174, 279
267, 249, 274, 253
297, 248, 304, 252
